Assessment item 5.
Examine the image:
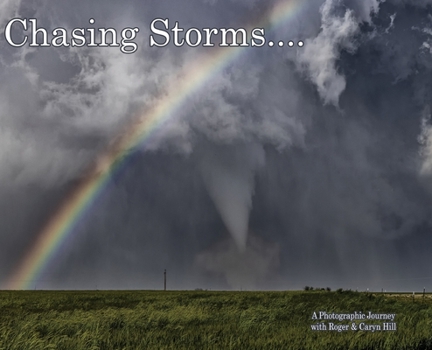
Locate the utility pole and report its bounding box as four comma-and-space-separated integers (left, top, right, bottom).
164, 269, 166, 291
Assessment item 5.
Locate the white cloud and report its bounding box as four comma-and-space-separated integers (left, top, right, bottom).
297, 0, 360, 106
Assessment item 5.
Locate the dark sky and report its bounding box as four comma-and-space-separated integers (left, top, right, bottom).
1, 0, 432, 291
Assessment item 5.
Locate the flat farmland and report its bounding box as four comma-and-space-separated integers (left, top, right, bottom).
1, 289, 432, 349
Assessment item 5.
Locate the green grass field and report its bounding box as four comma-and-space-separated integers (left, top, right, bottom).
1, 289, 432, 349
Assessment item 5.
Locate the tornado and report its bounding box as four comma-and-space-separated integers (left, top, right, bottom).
199, 143, 265, 251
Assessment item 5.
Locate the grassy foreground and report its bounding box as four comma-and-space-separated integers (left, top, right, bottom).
1, 290, 432, 349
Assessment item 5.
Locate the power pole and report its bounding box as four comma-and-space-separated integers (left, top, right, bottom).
164, 269, 166, 291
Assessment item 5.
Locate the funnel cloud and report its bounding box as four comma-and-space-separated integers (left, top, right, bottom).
199, 143, 265, 251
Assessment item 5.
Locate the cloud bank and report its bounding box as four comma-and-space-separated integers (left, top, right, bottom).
1, 0, 432, 290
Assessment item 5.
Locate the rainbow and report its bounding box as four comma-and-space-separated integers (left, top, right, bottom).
5, 0, 305, 290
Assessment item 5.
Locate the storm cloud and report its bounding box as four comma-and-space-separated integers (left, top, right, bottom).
1, 0, 432, 291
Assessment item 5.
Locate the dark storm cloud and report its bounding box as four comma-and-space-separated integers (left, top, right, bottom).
2, 0, 432, 290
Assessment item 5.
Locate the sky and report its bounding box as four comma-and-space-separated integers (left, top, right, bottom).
1, 0, 432, 291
